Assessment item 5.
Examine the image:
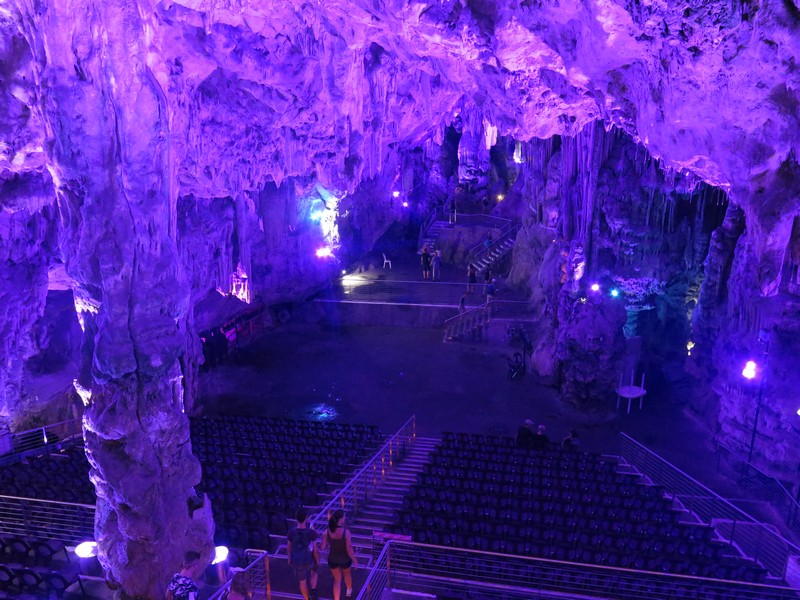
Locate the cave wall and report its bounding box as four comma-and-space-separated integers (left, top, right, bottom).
2, 0, 800, 594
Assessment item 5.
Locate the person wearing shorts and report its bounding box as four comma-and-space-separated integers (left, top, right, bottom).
320, 510, 359, 599
287, 508, 319, 600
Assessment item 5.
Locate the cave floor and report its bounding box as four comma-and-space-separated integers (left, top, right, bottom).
200, 322, 724, 488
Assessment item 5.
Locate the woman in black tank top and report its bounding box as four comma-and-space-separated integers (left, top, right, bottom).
321, 509, 359, 599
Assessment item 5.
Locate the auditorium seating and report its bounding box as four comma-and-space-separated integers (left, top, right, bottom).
392, 433, 769, 585
192, 416, 382, 549
0, 534, 84, 597
0, 416, 382, 552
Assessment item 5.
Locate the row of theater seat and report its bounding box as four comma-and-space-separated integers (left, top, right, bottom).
0, 564, 83, 598
0, 535, 83, 598
394, 437, 770, 586
190, 416, 382, 548
3, 416, 382, 553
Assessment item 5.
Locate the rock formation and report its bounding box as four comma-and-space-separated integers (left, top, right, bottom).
2, 0, 799, 594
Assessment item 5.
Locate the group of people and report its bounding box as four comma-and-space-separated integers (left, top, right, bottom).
287, 507, 359, 600
516, 419, 580, 451
420, 246, 443, 280
166, 507, 359, 600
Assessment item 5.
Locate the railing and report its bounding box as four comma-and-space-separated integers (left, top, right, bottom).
443, 303, 490, 341
467, 223, 520, 268
417, 207, 447, 249
357, 540, 798, 600
443, 300, 539, 342
337, 277, 469, 305
209, 550, 270, 600
0, 418, 83, 466
309, 416, 416, 531
716, 441, 800, 530
621, 433, 800, 579
0, 495, 95, 544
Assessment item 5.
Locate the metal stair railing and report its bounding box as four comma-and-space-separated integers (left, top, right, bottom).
0, 495, 95, 544
209, 549, 270, 600
621, 432, 800, 579
467, 223, 520, 268
443, 301, 538, 342
715, 440, 800, 530
443, 303, 491, 341
357, 540, 799, 600
309, 416, 416, 531
0, 418, 83, 466
417, 207, 446, 250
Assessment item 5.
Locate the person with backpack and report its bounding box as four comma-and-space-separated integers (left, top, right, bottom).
287, 507, 319, 600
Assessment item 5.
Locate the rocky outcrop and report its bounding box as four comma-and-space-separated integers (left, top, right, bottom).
3, 0, 800, 590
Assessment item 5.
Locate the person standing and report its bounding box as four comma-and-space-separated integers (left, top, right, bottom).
516, 419, 535, 448
421, 247, 432, 280
431, 250, 442, 281
287, 508, 319, 600
166, 551, 203, 600
466, 264, 477, 294
321, 510, 359, 600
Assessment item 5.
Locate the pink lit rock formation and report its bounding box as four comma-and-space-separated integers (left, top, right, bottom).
2, 0, 800, 594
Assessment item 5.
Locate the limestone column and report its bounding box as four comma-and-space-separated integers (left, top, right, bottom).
12, 0, 213, 596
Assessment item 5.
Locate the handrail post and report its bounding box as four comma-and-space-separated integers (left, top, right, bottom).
264, 552, 271, 600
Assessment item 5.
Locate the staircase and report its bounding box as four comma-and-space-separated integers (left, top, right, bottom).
443, 304, 491, 342
471, 233, 517, 276
346, 437, 438, 556
419, 219, 450, 252
264, 437, 439, 599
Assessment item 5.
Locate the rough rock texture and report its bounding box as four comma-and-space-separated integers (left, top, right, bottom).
3, 0, 800, 592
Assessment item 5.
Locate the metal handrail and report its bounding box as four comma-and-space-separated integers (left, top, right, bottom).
0, 418, 84, 467
417, 207, 446, 250
358, 539, 799, 600
208, 549, 270, 600
0, 494, 95, 544
716, 440, 800, 529
468, 223, 520, 265
621, 432, 800, 579
309, 416, 416, 532
336, 277, 470, 306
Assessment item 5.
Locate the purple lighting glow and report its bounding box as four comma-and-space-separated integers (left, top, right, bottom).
742, 360, 757, 380
402, 201, 409, 208
74, 541, 97, 558
315, 247, 333, 258
590, 283, 600, 292
392, 190, 401, 198
610, 289, 620, 297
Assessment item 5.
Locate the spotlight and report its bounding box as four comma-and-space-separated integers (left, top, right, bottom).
796, 408, 800, 417
315, 247, 333, 258
496, 194, 505, 201
74, 541, 97, 558
392, 190, 401, 198
341, 270, 346, 275
590, 283, 600, 292
610, 289, 620, 298
742, 360, 757, 380
212, 546, 229, 565
579, 297, 586, 304
402, 201, 409, 208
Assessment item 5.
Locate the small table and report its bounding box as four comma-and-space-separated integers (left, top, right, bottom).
616, 385, 647, 414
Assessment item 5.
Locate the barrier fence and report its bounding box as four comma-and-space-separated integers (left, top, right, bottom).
621, 433, 800, 579
337, 277, 470, 305
716, 441, 800, 530
358, 540, 799, 600
0, 418, 83, 466
467, 222, 520, 265
0, 495, 94, 544
209, 550, 270, 600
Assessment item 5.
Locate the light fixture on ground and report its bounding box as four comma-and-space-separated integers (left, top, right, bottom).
392, 190, 400, 198
590, 283, 600, 292
206, 546, 230, 585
